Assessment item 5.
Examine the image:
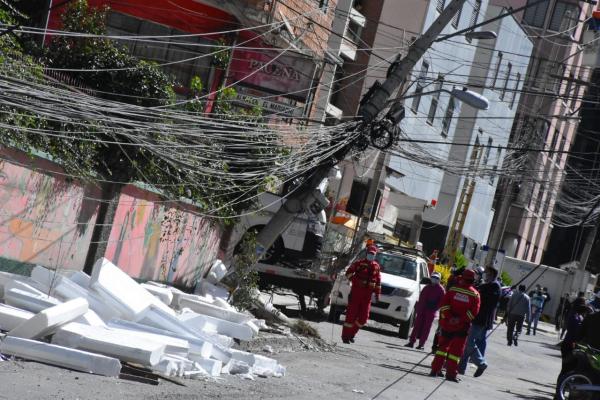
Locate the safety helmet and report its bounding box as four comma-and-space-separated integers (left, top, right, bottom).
366, 245, 378, 254
461, 269, 476, 283
366, 239, 375, 247
431, 272, 441, 280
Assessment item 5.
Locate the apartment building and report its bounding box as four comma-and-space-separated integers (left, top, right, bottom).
486, 0, 590, 263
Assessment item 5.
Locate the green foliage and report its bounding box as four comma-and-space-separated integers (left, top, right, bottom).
211, 37, 231, 69
500, 270, 512, 286
230, 231, 259, 310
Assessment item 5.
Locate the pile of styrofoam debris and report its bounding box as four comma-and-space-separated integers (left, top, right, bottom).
0, 258, 285, 381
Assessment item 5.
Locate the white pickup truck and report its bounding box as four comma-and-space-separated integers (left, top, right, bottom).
329, 244, 430, 338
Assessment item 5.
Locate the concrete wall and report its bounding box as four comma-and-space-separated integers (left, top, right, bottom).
103, 185, 222, 288
0, 148, 101, 273
0, 148, 222, 289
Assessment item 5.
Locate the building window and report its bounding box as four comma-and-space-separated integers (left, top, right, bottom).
550, 129, 559, 151
532, 246, 538, 261
441, 96, 455, 136
500, 62, 512, 101
427, 75, 444, 124
491, 52, 503, 88
490, 148, 501, 184
559, 136, 567, 159
510, 72, 521, 109
452, 5, 462, 28
549, 2, 580, 32
523, 0, 550, 28
483, 137, 493, 165
437, 0, 445, 13
524, 241, 531, 259
318, 0, 329, 11
411, 61, 429, 113
466, 0, 482, 42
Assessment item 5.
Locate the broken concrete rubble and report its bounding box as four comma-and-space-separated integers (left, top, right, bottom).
0, 258, 286, 382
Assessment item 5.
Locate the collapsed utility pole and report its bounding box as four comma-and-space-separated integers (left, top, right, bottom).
255, 0, 469, 255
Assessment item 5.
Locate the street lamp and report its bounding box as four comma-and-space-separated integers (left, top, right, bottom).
388, 87, 490, 110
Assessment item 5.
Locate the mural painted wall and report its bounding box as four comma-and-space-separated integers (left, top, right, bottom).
104, 185, 222, 288
0, 148, 100, 272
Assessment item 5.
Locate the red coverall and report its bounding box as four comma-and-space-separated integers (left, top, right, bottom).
431, 283, 480, 379
409, 283, 445, 347
342, 258, 381, 341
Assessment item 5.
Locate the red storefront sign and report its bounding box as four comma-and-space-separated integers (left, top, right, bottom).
229, 49, 316, 101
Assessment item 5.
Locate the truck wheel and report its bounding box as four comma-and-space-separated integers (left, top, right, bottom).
328, 305, 343, 323
398, 312, 414, 339
557, 370, 594, 400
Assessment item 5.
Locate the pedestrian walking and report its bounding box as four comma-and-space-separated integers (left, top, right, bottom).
505, 284, 531, 346
429, 269, 480, 383
341, 245, 381, 344
555, 293, 571, 339
527, 287, 546, 335
458, 266, 501, 378
405, 272, 445, 350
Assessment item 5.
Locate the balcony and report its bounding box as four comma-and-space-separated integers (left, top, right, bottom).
339, 7, 365, 61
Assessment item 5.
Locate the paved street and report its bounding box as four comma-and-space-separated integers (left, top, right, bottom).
0, 299, 563, 400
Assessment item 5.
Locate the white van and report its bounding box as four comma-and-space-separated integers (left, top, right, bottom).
329, 244, 430, 339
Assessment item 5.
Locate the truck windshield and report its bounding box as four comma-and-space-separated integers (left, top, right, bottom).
376, 254, 417, 280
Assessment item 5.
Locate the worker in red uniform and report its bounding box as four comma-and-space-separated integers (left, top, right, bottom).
430, 269, 480, 382
341, 245, 382, 344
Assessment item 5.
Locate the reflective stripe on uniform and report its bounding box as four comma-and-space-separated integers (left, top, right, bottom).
447, 353, 461, 362
439, 305, 450, 311
343, 323, 354, 328
450, 287, 479, 297
466, 311, 475, 320
355, 321, 365, 328
435, 351, 448, 358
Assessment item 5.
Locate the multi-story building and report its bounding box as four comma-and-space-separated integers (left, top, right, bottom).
325, 0, 530, 260
486, 0, 590, 264
46, 0, 352, 123
421, 4, 533, 261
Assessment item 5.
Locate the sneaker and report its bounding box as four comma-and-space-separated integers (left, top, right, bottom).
342, 338, 351, 344
474, 364, 488, 378
349, 338, 355, 343
416, 345, 424, 350
507, 341, 512, 346
404, 342, 414, 348
445, 375, 461, 383
526, 331, 530, 336
514, 338, 518, 346
429, 371, 444, 377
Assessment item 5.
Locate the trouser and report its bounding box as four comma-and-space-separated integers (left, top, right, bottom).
458, 324, 487, 373
507, 314, 525, 343
409, 310, 436, 346
527, 308, 542, 334
431, 330, 468, 378
342, 286, 372, 340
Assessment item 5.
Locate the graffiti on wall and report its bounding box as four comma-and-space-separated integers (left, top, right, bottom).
0, 149, 100, 271
104, 185, 222, 288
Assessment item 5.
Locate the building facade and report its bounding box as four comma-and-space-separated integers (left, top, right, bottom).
486, 0, 590, 264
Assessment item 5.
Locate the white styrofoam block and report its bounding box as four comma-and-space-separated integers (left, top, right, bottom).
9, 298, 89, 339
197, 281, 229, 300
69, 271, 91, 288
189, 356, 222, 377
0, 271, 31, 299
246, 320, 260, 336
4, 288, 61, 313
179, 312, 254, 341
31, 266, 121, 322
205, 260, 227, 284
178, 297, 250, 324
52, 322, 165, 366
1, 336, 121, 377
141, 284, 173, 306
0, 304, 33, 331
75, 310, 106, 327
106, 319, 212, 358
213, 297, 235, 311
5, 279, 47, 297
106, 326, 189, 357
90, 258, 156, 320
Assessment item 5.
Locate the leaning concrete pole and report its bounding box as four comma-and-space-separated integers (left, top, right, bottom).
256, 0, 469, 255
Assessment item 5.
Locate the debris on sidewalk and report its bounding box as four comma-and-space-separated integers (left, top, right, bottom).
0, 258, 286, 383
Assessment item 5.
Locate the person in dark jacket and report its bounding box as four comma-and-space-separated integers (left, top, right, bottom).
576, 305, 600, 349
555, 297, 592, 397
506, 284, 531, 346
457, 266, 501, 377
555, 293, 571, 339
